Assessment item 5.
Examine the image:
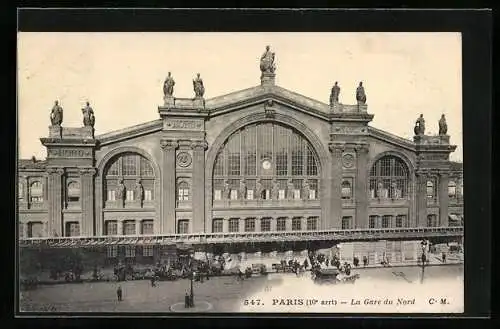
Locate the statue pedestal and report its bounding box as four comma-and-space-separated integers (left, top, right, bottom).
260, 72, 275, 86
330, 102, 342, 112
49, 125, 62, 138
164, 95, 175, 108
193, 97, 205, 111
81, 126, 95, 139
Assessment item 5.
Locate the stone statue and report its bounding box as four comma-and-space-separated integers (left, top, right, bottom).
163, 72, 175, 97
50, 100, 63, 126
223, 179, 231, 200
287, 179, 295, 200
82, 102, 95, 128
193, 73, 205, 98
255, 179, 263, 200
356, 82, 367, 104
239, 179, 247, 200
415, 114, 426, 135
116, 179, 126, 204
438, 114, 448, 135
330, 82, 340, 105
135, 178, 144, 202
302, 180, 310, 200
260, 45, 276, 75
271, 179, 279, 200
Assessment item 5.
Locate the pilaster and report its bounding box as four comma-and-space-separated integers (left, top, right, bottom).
191, 139, 208, 233
161, 139, 178, 234
354, 143, 369, 228
117, 220, 123, 236
19, 175, 28, 209
416, 170, 428, 227
328, 142, 343, 229
439, 172, 450, 227
79, 167, 96, 236
47, 167, 64, 237
222, 218, 229, 233
285, 217, 293, 231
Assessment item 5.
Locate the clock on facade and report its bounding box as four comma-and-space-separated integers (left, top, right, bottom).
262, 160, 272, 170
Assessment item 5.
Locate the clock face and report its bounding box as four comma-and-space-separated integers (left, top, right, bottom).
262, 160, 272, 170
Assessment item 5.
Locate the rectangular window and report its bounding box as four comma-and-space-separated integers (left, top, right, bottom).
307, 217, 318, 231
18, 183, 24, 200
126, 190, 134, 201
144, 190, 152, 201
178, 188, 189, 201
278, 189, 285, 200
293, 189, 301, 200
228, 219, 239, 233
382, 215, 392, 228
140, 157, 154, 176
396, 215, 406, 228
28, 222, 44, 238
66, 222, 80, 237
106, 221, 118, 235
230, 190, 238, 200
107, 190, 116, 201
214, 190, 222, 201
177, 220, 189, 234
108, 161, 119, 176
245, 218, 256, 232
291, 135, 303, 175
247, 189, 254, 200
123, 221, 136, 235
212, 219, 223, 233
122, 155, 137, 176
427, 215, 437, 227
125, 245, 136, 258
292, 217, 302, 231
276, 218, 286, 231
342, 216, 351, 230
260, 218, 271, 232
142, 245, 154, 257
107, 245, 118, 258
369, 216, 377, 229
309, 190, 316, 200
141, 220, 154, 235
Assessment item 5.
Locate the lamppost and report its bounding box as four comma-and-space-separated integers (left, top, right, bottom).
189, 253, 195, 307
420, 240, 428, 284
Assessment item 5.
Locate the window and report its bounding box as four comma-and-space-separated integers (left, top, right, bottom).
276, 217, 286, 231
65, 222, 80, 237
105, 221, 118, 235
369, 156, 409, 199
396, 215, 406, 228
18, 182, 24, 201
107, 245, 118, 258
178, 181, 190, 201
307, 217, 318, 231
278, 189, 285, 200
125, 245, 136, 258
140, 157, 154, 176
144, 190, 152, 201
28, 222, 44, 238
293, 189, 301, 200
427, 179, 438, 203
382, 215, 392, 228
29, 181, 43, 203
245, 218, 256, 232
342, 216, 352, 230
67, 181, 80, 203
230, 190, 238, 200
143, 245, 154, 257
458, 178, 464, 198
141, 220, 154, 235
261, 218, 271, 232
122, 155, 137, 176
247, 190, 254, 200
214, 190, 222, 201
19, 223, 25, 238
177, 220, 189, 234
341, 180, 352, 199
427, 214, 437, 227
228, 218, 239, 233
107, 190, 116, 201
126, 190, 134, 201
448, 180, 457, 198
369, 216, 378, 229
292, 217, 302, 231
123, 220, 136, 235
212, 219, 223, 233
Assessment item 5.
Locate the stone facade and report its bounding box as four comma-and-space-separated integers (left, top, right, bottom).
18, 75, 463, 239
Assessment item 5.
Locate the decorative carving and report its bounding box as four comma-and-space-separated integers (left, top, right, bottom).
260, 45, 276, 76
239, 179, 247, 200
48, 148, 92, 158
255, 178, 263, 200
116, 178, 126, 205
82, 102, 95, 128
328, 142, 345, 154
354, 144, 369, 154
78, 167, 97, 176
190, 140, 208, 151
342, 153, 355, 168
356, 82, 367, 104
176, 152, 192, 167
302, 180, 310, 200
50, 100, 63, 126
264, 99, 276, 118
160, 139, 179, 151
414, 114, 425, 135
165, 120, 203, 130
329, 82, 340, 106
438, 114, 448, 135
46, 167, 64, 175
271, 179, 279, 200
193, 73, 205, 98
286, 179, 294, 200
163, 72, 175, 97
135, 178, 144, 203
223, 179, 231, 200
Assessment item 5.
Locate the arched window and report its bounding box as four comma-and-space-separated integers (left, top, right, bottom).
341, 180, 352, 199
369, 155, 409, 199
29, 181, 43, 203
212, 123, 320, 203
177, 180, 190, 202
67, 181, 81, 204
427, 178, 437, 203
448, 180, 457, 198
103, 152, 155, 207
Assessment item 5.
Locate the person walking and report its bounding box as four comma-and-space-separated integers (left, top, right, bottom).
117, 285, 123, 302
442, 252, 447, 263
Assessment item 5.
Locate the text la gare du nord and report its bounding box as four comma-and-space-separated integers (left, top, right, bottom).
244, 297, 424, 307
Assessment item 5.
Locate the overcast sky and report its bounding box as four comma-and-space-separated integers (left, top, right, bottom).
17, 32, 462, 161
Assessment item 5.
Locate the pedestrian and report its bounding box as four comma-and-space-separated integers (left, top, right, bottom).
442, 252, 446, 263
117, 285, 123, 301
353, 256, 359, 267
363, 256, 368, 267
151, 276, 156, 287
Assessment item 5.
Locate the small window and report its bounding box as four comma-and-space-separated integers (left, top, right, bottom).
67, 181, 81, 203
178, 181, 190, 201
448, 181, 457, 198
309, 190, 316, 200
126, 190, 134, 201
276, 218, 286, 231
247, 190, 254, 200
307, 217, 318, 231
105, 221, 118, 235
341, 180, 352, 199
342, 216, 351, 230
427, 214, 437, 227
214, 190, 222, 201
107, 190, 116, 201
292, 217, 302, 231
141, 220, 154, 235
29, 181, 43, 203
125, 245, 136, 258
144, 190, 152, 201
65, 222, 80, 237
369, 216, 377, 229
107, 245, 118, 258
230, 190, 238, 200
427, 180, 435, 199
212, 219, 223, 233
261, 218, 271, 232
228, 218, 239, 233
123, 220, 136, 235
142, 245, 154, 257
293, 190, 301, 200
396, 215, 406, 228
382, 215, 392, 228
28, 222, 44, 238
278, 190, 285, 200
177, 220, 189, 234
245, 218, 256, 232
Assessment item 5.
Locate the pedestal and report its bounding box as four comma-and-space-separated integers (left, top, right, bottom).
260, 72, 275, 86
49, 126, 62, 138
164, 95, 175, 108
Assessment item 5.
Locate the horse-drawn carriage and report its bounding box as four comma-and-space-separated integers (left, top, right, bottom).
311, 267, 360, 285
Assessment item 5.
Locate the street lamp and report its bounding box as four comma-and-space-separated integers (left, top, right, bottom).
420, 240, 428, 284
189, 253, 195, 307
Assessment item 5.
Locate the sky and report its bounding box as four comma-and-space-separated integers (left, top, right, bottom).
17, 32, 462, 161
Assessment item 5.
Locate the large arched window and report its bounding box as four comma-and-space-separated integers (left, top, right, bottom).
212, 123, 320, 202
369, 155, 409, 199
103, 152, 155, 207
29, 181, 44, 203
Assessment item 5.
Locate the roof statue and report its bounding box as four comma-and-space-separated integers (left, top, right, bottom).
414, 114, 425, 136
193, 73, 205, 98
163, 72, 175, 97
50, 100, 63, 126
356, 81, 367, 104
82, 102, 95, 128
260, 45, 276, 76
438, 114, 448, 135
329, 82, 340, 106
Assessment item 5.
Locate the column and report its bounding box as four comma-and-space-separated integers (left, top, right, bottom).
223, 218, 229, 233
47, 167, 64, 237
136, 220, 142, 235
19, 175, 28, 209
328, 143, 343, 229
416, 171, 428, 227
191, 139, 208, 233
355, 144, 369, 228
439, 172, 450, 227
285, 217, 292, 231
160, 139, 178, 234
79, 167, 96, 236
